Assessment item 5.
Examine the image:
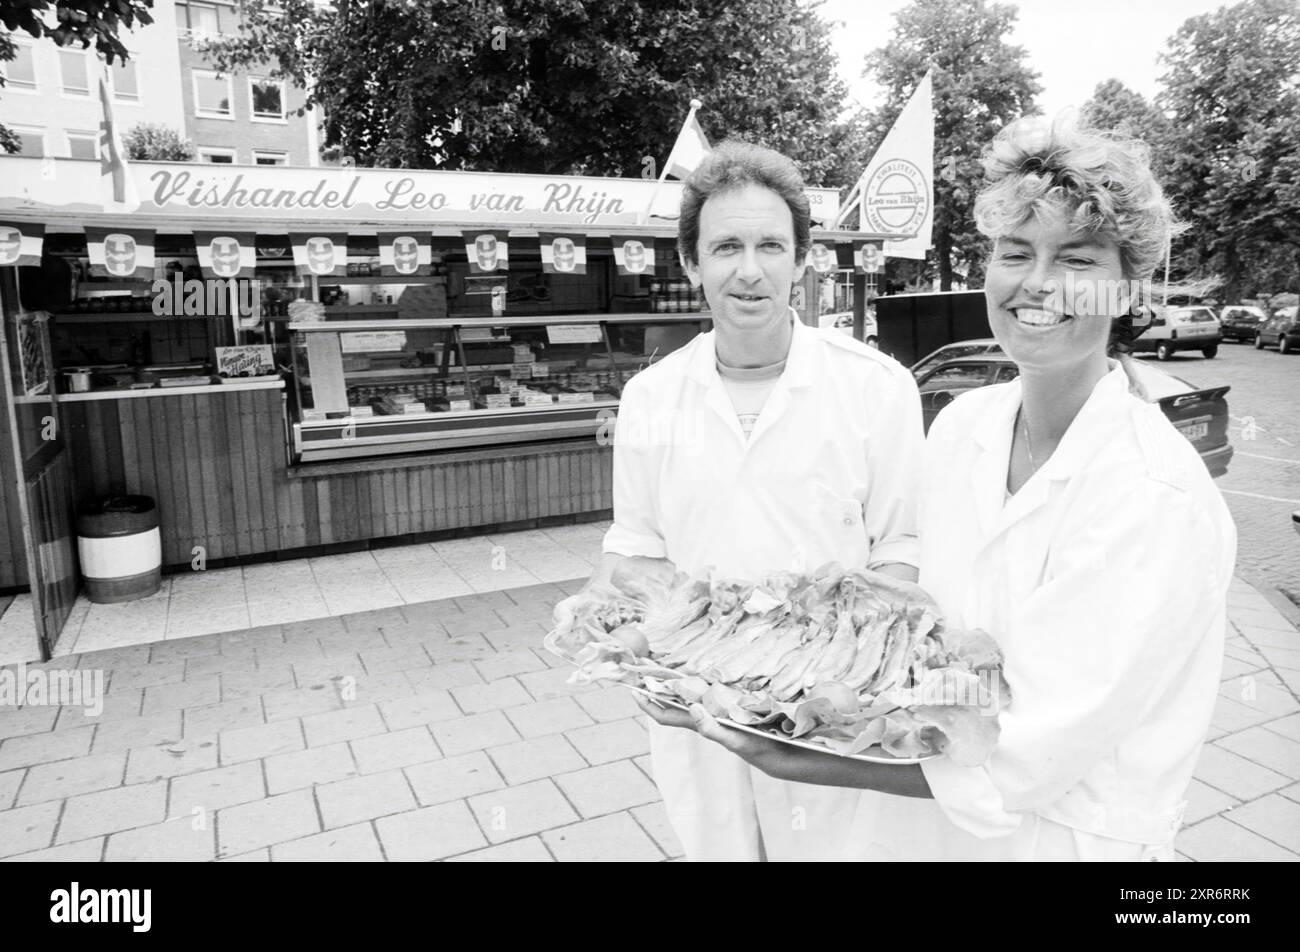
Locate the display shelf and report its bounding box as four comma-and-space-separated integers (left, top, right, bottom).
288, 312, 710, 332
328, 275, 448, 285
322, 305, 403, 316
51, 311, 212, 323
77, 280, 157, 292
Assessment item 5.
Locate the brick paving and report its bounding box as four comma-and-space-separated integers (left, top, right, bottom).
0, 575, 1297, 862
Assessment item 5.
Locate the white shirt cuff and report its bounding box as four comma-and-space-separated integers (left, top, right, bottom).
602, 524, 669, 560
867, 536, 920, 570
920, 754, 1022, 840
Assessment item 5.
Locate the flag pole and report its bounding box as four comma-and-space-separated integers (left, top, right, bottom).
640, 98, 702, 226
1162, 227, 1171, 307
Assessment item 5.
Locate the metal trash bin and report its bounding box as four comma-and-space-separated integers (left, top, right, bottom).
77, 495, 162, 604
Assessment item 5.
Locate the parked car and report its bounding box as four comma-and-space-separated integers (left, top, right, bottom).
1255, 306, 1300, 353
1129, 305, 1222, 360
818, 310, 878, 345
911, 339, 1005, 378
1219, 305, 1268, 342
911, 340, 1234, 477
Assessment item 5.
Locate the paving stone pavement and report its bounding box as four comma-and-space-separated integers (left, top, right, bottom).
0, 575, 1296, 862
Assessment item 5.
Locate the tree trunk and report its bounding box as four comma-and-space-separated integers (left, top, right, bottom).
936, 225, 953, 292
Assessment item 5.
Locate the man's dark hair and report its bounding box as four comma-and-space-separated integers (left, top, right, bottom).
677, 140, 811, 267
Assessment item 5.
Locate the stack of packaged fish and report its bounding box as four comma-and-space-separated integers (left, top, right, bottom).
546, 557, 1010, 764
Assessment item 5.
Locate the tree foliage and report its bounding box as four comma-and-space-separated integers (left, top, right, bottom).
202, 0, 863, 186
0, 0, 154, 152
123, 121, 195, 161
1156, 0, 1300, 299
1081, 79, 1171, 144
860, 0, 1041, 290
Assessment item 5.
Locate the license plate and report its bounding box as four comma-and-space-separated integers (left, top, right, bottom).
1178, 421, 1208, 441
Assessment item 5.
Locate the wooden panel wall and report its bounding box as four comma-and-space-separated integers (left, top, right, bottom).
40, 389, 614, 578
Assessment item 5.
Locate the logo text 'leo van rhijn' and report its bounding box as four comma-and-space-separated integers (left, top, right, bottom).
50, 883, 151, 932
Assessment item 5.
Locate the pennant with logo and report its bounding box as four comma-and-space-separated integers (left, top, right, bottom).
86, 226, 155, 279
0, 222, 45, 267
377, 232, 432, 277
838, 70, 933, 260
463, 230, 510, 274
539, 233, 587, 275
291, 232, 349, 278
855, 241, 884, 275
808, 241, 838, 274
195, 231, 258, 279
612, 236, 656, 276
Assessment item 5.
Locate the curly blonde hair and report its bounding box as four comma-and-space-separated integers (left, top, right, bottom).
974, 113, 1185, 281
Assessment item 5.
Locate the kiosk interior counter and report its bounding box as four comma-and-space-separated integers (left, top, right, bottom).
289, 312, 708, 461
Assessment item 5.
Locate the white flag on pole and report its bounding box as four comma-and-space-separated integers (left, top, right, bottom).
841, 70, 933, 260
664, 104, 711, 180
98, 64, 140, 213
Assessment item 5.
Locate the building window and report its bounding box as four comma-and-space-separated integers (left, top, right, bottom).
67, 132, 98, 160
59, 49, 90, 96
193, 70, 234, 118
253, 150, 287, 166
4, 43, 38, 91
179, 1, 226, 36
198, 147, 236, 163
14, 128, 45, 157
114, 58, 140, 102
250, 78, 285, 121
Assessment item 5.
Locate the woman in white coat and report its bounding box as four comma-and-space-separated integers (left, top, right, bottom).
641, 115, 1237, 861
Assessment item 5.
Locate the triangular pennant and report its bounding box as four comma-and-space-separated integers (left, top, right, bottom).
855, 241, 884, 274
291, 232, 349, 277
808, 241, 838, 274
0, 222, 45, 267
195, 231, 258, 279
539, 233, 587, 275
612, 235, 656, 276
463, 230, 510, 274
85, 227, 156, 279
377, 232, 432, 277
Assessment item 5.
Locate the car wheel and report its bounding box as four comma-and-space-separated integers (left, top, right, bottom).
1282, 338, 1295, 355
1202, 345, 1218, 359
1254, 335, 1265, 350
1156, 342, 1173, 361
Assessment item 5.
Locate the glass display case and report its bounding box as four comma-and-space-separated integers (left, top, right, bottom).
288, 313, 709, 460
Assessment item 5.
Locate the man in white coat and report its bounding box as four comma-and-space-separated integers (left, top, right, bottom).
563, 141, 926, 860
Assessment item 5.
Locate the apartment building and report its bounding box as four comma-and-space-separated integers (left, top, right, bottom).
0, 2, 186, 160
175, 0, 319, 166
0, 0, 317, 166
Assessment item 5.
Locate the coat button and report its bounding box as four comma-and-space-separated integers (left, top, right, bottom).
842, 516, 854, 527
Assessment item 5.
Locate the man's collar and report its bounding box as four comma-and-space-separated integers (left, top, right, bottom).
687, 308, 814, 388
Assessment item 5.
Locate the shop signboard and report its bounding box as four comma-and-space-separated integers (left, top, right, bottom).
0, 157, 843, 229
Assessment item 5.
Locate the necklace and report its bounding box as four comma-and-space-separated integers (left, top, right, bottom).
1019, 407, 1038, 471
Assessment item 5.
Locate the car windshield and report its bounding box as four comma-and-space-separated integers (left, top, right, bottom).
912, 343, 998, 376
918, 363, 990, 392
1226, 308, 1264, 320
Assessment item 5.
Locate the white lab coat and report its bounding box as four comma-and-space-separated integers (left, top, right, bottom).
845, 363, 1237, 861
603, 313, 924, 861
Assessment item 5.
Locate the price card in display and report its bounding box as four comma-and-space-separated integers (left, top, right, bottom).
342, 332, 407, 353
546, 324, 603, 344
449, 399, 472, 412
215, 345, 275, 378
509, 364, 533, 379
